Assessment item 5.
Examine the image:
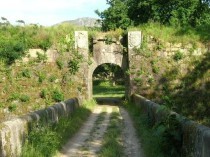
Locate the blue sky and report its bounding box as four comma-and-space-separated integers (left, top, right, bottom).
0, 0, 108, 26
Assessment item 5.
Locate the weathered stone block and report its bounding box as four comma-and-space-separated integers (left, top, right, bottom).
132, 94, 210, 157
0, 98, 80, 157
128, 31, 142, 50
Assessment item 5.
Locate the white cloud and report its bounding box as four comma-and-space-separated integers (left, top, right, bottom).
0, 0, 108, 25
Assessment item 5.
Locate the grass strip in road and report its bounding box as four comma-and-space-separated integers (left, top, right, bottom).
124, 101, 164, 157
89, 111, 106, 137
98, 107, 124, 157
80, 109, 107, 152
21, 99, 96, 157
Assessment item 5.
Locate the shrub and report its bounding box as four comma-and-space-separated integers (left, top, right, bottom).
0, 103, 5, 108
0, 38, 26, 64
20, 94, 30, 102
173, 51, 184, 61
22, 69, 32, 78
8, 93, 20, 101
51, 89, 64, 102
68, 59, 80, 75
36, 52, 47, 63
40, 89, 48, 99
27, 125, 60, 157
37, 72, 46, 83
134, 77, 143, 86
56, 59, 64, 70
8, 104, 17, 112
48, 75, 57, 82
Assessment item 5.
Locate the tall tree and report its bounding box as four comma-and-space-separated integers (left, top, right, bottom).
96, 0, 210, 30
95, 0, 131, 31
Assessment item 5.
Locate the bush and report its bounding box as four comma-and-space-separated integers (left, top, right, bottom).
48, 75, 57, 82
173, 51, 184, 61
40, 89, 48, 99
36, 52, 47, 63
0, 40, 26, 64
21, 100, 94, 157
8, 104, 17, 112
37, 72, 46, 83
22, 69, 32, 78
51, 89, 64, 102
27, 125, 60, 157
56, 59, 64, 70
7, 93, 20, 101
20, 94, 30, 102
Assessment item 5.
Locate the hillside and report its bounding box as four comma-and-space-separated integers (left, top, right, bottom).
57, 17, 100, 27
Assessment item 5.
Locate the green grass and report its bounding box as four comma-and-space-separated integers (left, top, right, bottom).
99, 107, 124, 157
21, 99, 96, 157
93, 81, 125, 98
129, 22, 209, 45
89, 111, 107, 139
123, 101, 164, 157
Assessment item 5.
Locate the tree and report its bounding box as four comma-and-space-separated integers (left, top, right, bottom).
97, 0, 210, 29
127, 0, 210, 27
93, 63, 124, 86
95, 0, 131, 31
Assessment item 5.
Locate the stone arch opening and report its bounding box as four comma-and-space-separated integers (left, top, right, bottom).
92, 63, 125, 99
74, 31, 142, 99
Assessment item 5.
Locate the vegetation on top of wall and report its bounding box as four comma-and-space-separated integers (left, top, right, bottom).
129, 22, 210, 45
160, 52, 210, 126
129, 23, 209, 126
132, 44, 210, 126
21, 100, 96, 157
0, 18, 90, 65
124, 101, 182, 157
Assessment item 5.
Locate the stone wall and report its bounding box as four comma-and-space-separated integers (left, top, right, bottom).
21, 49, 59, 63
127, 31, 209, 125
0, 98, 81, 157
128, 32, 209, 99
132, 94, 210, 157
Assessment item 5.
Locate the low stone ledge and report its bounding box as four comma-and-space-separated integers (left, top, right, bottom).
0, 97, 80, 157
132, 94, 210, 157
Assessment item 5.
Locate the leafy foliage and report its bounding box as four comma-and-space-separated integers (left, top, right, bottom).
96, 0, 210, 29
0, 27, 26, 64
21, 100, 94, 157
95, 0, 131, 31
68, 52, 83, 75
93, 63, 125, 86
154, 107, 182, 157
173, 51, 184, 61
51, 88, 64, 102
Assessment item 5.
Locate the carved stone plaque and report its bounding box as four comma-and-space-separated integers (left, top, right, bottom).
128, 31, 141, 49
75, 31, 88, 49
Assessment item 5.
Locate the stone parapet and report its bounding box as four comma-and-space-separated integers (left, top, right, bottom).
0, 98, 80, 157
132, 94, 210, 157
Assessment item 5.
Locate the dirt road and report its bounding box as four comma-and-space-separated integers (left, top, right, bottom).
58, 103, 144, 157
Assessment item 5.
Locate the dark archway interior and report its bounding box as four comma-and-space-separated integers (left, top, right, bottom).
92, 63, 125, 99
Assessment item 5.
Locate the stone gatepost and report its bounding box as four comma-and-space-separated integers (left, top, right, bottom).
128, 31, 142, 96
75, 31, 91, 99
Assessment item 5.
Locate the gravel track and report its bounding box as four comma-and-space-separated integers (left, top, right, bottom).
58, 103, 144, 157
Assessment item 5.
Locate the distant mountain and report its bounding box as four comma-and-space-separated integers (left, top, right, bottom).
58, 17, 100, 27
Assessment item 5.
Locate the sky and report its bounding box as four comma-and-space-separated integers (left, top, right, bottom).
0, 0, 109, 26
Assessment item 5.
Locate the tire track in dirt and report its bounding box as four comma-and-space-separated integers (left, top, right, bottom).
120, 107, 145, 157
58, 103, 145, 157
59, 105, 112, 157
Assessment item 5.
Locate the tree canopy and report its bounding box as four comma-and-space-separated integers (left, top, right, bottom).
95, 0, 131, 31
96, 0, 210, 30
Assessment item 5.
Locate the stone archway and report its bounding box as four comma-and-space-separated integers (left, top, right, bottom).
75, 31, 141, 99
89, 33, 127, 98
92, 63, 125, 98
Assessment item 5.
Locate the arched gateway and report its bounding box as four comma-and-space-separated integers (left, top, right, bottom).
75, 31, 141, 99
